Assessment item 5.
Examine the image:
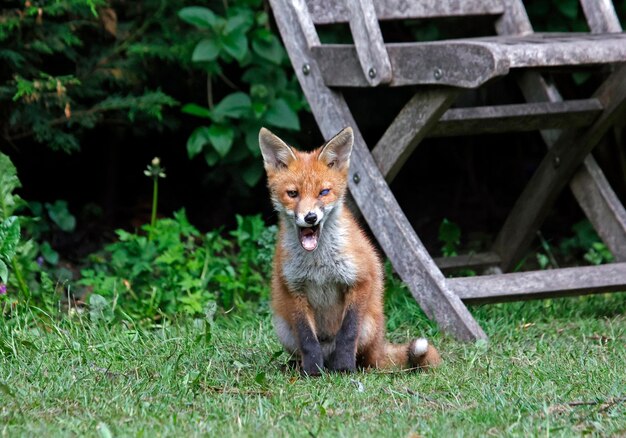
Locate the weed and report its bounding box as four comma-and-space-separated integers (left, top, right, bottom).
78, 211, 274, 321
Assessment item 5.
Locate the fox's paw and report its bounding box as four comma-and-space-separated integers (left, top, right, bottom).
408, 338, 442, 370
327, 352, 356, 373
301, 359, 324, 377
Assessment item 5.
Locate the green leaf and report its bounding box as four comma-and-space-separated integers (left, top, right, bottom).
438, 218, 460, 257
182, 103, 212, 119
241, 161, 264, 187
187, 127, 212, 159
192, 38, 221, 62
557, 0, 578, 19
254, 371, 267, 385
212, 92, 251, 121
207, 124, 234, 157
204, 149, 219, 166
0, 216, 20, 263
263, 98, 300, 130
40, 241, 59, 265
222, 30, 248, 62
252, 34, 284, 64
224, 12, 254, 35
0, 260, 7, 284
90, 294, 114, 324
244, 125, 262, 156
439, 218, 460, 246
0, 153, 21, 219
46, 201, 76, 232
178, 7, 219, 29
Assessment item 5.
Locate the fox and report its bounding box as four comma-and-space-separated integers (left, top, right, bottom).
259, 126, 441, 376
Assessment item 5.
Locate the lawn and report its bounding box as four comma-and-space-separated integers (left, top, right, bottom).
2, 288, 625, 437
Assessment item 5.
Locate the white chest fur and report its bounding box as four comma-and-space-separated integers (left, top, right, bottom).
281, 211, 358, 296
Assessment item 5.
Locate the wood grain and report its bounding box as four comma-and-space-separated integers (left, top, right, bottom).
450, 262, 626, 303
306, 0, 505, 24
429, 99, 603, 137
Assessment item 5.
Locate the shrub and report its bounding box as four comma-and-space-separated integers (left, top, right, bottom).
79, 211, 276, 322
0, 1, 193, 153
179, 2, 307, 188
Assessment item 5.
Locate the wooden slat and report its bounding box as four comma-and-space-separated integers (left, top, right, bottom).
270, 0, 487, 341
449, 262, 626, 303
492, 64, 626, 272
371, 90, 459, 182
435, 252, 501, 274
346, 0, 392, 86
306, 0, 505, 25
580, 0, 622, 34
312, 43, 508, 88
428, 99, 603, 137
482, 33, 626, 69
312, 33, 626, 88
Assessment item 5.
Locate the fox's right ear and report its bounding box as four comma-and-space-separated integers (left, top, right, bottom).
259, 127, 297, 171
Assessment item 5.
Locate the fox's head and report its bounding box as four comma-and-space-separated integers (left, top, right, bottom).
259, 127, 354, 252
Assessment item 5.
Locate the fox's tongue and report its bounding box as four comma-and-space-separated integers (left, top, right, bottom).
299, 227, 318, 251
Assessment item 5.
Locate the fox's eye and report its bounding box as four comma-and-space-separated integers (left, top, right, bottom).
319, 189, 330, 196
287, 190, 298, 198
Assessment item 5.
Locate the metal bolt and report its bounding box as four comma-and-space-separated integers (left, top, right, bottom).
368, 67, 377, 79
553, 155, 561, 168
433, 68, 443, 80
302, 63, 311, 75
353, 173, 361, 184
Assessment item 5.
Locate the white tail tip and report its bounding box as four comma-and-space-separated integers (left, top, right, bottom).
411, 338, 429, 356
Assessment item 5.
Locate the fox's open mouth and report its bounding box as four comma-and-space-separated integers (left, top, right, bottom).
298, 225, 320, 251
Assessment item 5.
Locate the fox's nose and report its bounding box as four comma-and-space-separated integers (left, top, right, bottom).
304, 212, 317, 225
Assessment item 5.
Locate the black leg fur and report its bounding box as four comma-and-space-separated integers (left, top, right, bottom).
328, 306, 358, 372
296, 318, 323, 376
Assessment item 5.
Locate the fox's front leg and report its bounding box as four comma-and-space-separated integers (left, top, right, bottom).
327, 305, 358, 372
295, 315, 324, 376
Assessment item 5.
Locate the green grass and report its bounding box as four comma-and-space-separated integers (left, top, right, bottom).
2, 288, 626, 437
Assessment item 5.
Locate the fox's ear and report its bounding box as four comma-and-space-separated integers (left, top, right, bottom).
318, 127, 353, 170
259, 127, 297, 170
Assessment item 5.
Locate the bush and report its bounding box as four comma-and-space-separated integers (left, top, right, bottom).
0, 1, 192, 153
179, 2, 307, 188
79, 211, 276, 322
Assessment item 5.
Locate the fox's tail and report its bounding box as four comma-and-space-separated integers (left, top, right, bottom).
381, 338, 442, 370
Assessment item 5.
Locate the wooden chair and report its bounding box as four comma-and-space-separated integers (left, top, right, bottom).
268, 0, 626, 341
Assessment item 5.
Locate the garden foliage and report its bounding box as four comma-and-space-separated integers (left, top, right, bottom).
178, 2, 306, 187
79, 212, 276, 321
0, 0, 188, 153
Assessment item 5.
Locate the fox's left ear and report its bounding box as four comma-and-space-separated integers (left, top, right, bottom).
318, 127, 353, 170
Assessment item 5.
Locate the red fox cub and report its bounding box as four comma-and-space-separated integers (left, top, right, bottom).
259, 126, 441, 376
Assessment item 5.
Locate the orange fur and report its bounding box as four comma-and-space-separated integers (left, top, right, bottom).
260, 127, 441, 373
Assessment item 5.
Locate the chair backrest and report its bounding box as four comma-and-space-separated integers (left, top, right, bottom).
296, 0, 623, 88
306, 0, 505, 24
304, 0, 511, 86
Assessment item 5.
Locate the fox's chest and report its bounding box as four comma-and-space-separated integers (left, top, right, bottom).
281, 246, 358, 292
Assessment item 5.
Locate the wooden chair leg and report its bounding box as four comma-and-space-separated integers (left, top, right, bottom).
492, 65, 626, 272
270, 0, 487, 341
